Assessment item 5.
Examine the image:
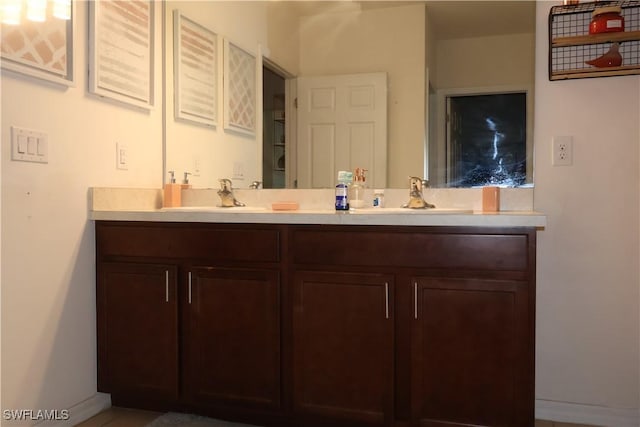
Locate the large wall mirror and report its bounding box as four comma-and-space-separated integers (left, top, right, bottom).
163, 1, 535, 189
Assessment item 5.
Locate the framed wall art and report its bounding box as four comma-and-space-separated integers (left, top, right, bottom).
173, 10, 218, 127
0, 0, 75, 86
89, 0, 154, 109
223, 39, 256, 136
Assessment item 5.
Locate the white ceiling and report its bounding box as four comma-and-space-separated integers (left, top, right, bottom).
287, 0, 536, 40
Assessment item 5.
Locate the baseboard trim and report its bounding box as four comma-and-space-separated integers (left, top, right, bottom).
35, 393, 111, 427
536, 399, 639, 427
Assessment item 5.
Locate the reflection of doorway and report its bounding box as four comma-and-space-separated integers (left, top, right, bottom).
296, 72, 388, 189
446, 92, 527, 187
262, 66, 286, 188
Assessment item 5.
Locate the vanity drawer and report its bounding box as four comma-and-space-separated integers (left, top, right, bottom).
291, 226, 531, 271
96, 221, 280, 263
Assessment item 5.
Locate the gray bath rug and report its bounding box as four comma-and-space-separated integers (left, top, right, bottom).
146, 412, 259, 427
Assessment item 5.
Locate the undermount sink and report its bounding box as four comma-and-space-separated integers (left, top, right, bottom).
161, 206, 267, 213
349, 207, 473, 214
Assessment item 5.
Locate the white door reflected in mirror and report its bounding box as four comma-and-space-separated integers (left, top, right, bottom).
297, 72, 387, 189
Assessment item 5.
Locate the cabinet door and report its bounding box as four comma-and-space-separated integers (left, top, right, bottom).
293, 271, 393, 426
411, 277, 532, 427
183, 267, 281, 409
97, 262, 179, 400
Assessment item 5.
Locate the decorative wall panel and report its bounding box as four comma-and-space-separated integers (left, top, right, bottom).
1, 3, 74, 85
224, 39, 256, 136
90, 0, 154, 108
173, 10, 218, 126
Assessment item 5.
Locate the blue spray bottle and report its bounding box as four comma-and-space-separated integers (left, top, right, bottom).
335, 171, 352, 211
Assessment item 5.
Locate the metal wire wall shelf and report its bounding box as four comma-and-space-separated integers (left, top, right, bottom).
549, 0, 640, 80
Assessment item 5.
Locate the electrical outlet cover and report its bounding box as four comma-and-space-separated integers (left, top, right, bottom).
552, 136, 573, 166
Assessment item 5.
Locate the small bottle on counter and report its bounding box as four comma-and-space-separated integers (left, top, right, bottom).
372, 189, 385, 208
335, 171, 352, 211
349, 168, 368, 209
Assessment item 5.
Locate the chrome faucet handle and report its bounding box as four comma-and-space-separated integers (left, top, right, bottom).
218, 178, 232, 191
217, 178, 245, 207
249, 180, 262, 189
403, 176, 435, 209
408, 176, 423, 192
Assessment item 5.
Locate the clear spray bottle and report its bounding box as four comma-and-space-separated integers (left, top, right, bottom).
349, 168, 367, 209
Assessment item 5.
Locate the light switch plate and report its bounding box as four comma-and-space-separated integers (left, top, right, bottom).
233, 161, 244, 180
116, 143, 128, 170
11, 126, 48, 164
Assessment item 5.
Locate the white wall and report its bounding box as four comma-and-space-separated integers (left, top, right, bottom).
534, 2, 640, 425
1, 0, 163, 423
298, 3, 426, 188
434, 33, 535, 90
164, 1, 268, 189
164, 1, 301, 190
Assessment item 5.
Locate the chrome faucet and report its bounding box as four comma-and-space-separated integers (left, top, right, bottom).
402, 176, 435, 209
217, 178, 245, 207
249, 180, 262, 189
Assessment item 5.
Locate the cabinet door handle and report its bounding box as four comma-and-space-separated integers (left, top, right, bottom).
414, 282, 418, 319
385, 282, 389, 319
188, 271, 192, 304
165, 270, 169, 302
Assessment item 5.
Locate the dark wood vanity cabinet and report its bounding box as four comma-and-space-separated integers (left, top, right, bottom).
292, 271, 394, 426
183, 266, 281, 410
96, 221, 283, 420
97, 262, 179, 401
411, 277, 532, 427
95, 221, 536, 427
289, 225, 535, 427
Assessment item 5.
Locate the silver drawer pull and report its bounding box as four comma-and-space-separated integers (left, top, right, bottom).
188, 272, 192, 304
165, 270, 169, 302
414, 282, 418, 319
385, 282, 389, 319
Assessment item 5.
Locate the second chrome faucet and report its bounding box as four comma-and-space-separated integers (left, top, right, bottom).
217, 178, 245, 207
402, 176, 435, 209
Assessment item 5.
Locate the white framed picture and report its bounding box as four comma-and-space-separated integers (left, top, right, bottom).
89, 0, 154, 109
173, 10, 218, 127
223, 39, 256, 136
0, 0, 75, 86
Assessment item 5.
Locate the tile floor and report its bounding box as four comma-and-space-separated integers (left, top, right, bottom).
75, 407, 601, 427
75, 407, 162, 427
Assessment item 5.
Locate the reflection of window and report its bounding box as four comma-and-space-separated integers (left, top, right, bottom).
446, 93, 527, 188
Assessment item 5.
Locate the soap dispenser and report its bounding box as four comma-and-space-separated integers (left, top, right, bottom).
163, 170, 182, 208
181, 172, 192, 190
349, 168, 367, 209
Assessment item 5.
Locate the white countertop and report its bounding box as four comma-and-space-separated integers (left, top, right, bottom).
90, 208, 546, 228
88, 187, 546, 228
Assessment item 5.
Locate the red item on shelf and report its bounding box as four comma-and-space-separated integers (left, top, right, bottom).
589, 6, 625, 34
585, 42, 622, 68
